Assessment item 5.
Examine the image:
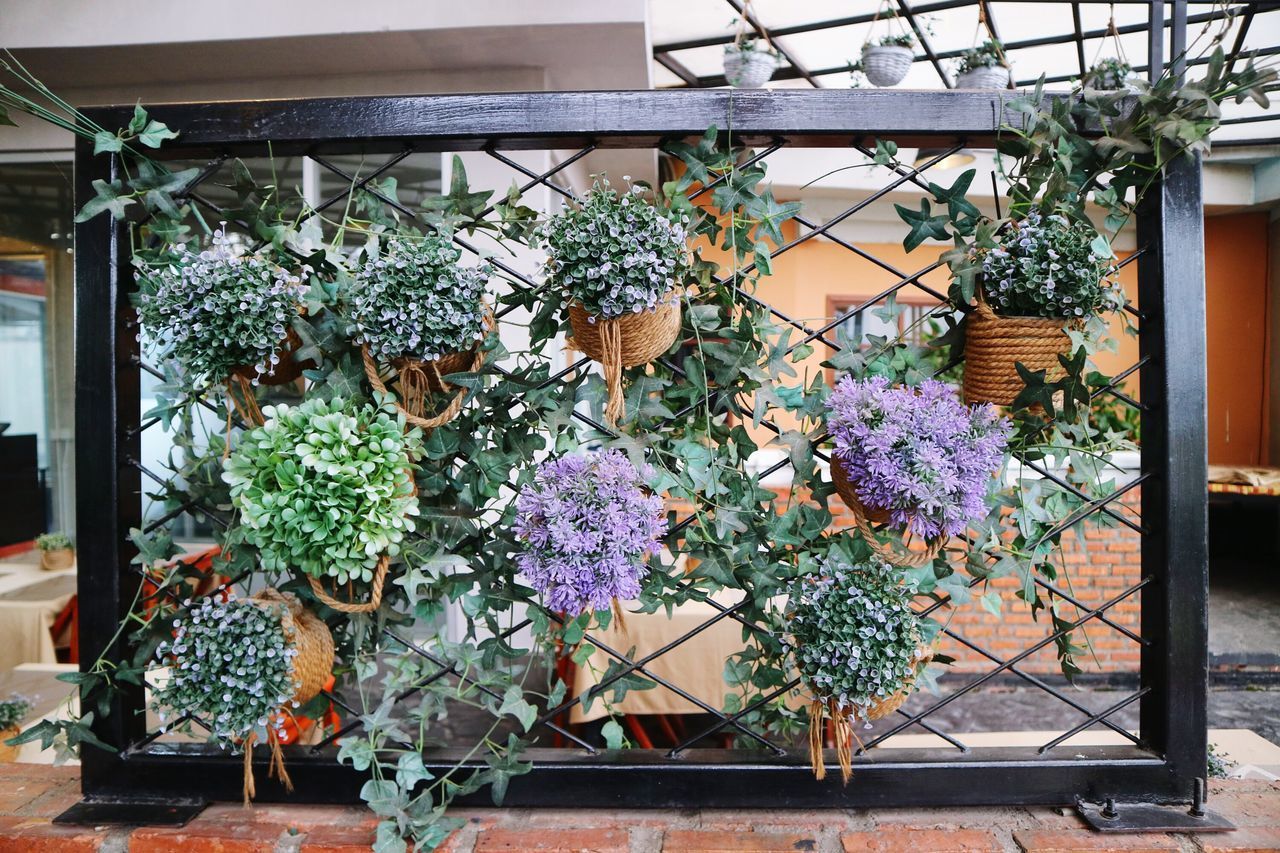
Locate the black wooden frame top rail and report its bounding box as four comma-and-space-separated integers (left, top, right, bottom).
80, 89, 1097, 157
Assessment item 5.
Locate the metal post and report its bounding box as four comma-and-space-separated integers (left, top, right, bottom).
1136, 152, 1208, 795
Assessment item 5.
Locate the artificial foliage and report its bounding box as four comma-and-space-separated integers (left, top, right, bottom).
34, 532, 72, 551
514, 449, 667, 614
1085, 57, 1133, 90
223, 397, 422, 584
957, 39, 1007, 73
132, 228, 310, 387
826, 376, 1011, 539
151, 596, 297, 750
351, 234, 492, 363
538, 178, 692, 319
0, 694, 33, 730
873, 33, 915, 48
786, 556, 925, 720
975, 210, 1124, 319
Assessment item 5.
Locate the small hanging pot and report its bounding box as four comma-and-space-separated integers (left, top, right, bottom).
568, 294, 682, 429
961, 298, 1074, 407
362, 310, 494, 432
955, 65, 1010, 89
830, 456, 945, 569
242, 589, 335, 804
808, 645, 932, 783
861, 44, 914, 87
724, 47, 778, 89
232, 326, 316, 387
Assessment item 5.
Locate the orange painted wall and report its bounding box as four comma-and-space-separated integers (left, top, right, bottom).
1205, 212, 1271, 465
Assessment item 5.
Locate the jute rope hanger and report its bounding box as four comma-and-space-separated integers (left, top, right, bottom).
731, 0, 776, 52
1091, 3, 1130, 68
862, 0, 913, 52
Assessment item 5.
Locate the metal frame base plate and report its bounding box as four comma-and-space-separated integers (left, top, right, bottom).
1078, 800, 1235, 833
54, 796, 208, 827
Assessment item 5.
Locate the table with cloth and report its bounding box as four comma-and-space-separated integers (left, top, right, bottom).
570, 588, 771, 724
0, 560, 76, 672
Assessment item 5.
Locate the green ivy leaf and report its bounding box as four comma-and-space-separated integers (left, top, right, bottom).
601, 718, 626, 750
895, 198, 950, 252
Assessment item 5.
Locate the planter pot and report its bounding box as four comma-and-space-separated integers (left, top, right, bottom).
362, 308, 493, 431
862, 45, 914, 87
250, 589, 335, 706
829, 456, 944, 569
955, 65, 1010, 89
569, 295, 682, 427
231, 326, 316, 386
962, 299, 1072, 407
724, 49, 777, 89
40, 548, 74, 572
0, 726, 20, 762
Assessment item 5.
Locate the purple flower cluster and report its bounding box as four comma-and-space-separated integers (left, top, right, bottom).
826, 377, 1011, 539
513, 450, 667, 614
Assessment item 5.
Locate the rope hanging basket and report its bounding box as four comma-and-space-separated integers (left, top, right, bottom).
861, 45, 914, 87
242, 589, 335, 803
830, 456, 945, 569
808, 647, 933, 784
962, 299, 1073, 407
568, 296, 682, 428
361, 309, 493, 432
724, 49, 778, 89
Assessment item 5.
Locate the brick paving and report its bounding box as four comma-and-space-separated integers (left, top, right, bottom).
1, 764, 1278, 852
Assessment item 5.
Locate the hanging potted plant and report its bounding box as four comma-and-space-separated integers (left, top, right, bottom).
825, 376, 1010, 565
34, 532, 74, 571
513, 449, 667, 616
786, 555, 932, 783
222, 397, 422, 613
954, 39, 1010, 89
539, 178, 691, 428
1083, 57, 1134, 91
724, 38, 779, 89
962, 210, 1124, 406
862, 33, 916, 88
151, 590, 335, 802
132, 228, 314, 394
351, 234, 493, 431
0, 694, 33, 762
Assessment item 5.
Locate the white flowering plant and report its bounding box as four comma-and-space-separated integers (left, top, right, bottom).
785, 555, 931, 722
151, 596, 297, 750
132, 229, 309, 387
538, 177, 692, 319
976, 210, 1123, 319
351, 234, 491, 363
222, 396, 421, 585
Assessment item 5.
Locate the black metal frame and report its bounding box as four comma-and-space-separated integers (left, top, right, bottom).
72, 81, 1208, 811
655, 1, 1278, 148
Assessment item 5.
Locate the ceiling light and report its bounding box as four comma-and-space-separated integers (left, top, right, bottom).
913, 148, 977, 170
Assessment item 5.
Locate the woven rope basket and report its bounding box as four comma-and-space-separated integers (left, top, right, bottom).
567, 300, 682, 367
862, 45, 914, 87
830, 456, 944, 569
250, 589, 335, 706
962, 299, 1073, 407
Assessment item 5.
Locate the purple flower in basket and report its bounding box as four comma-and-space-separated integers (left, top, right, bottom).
825, 376, 1011, 539
514, 449, 667, 615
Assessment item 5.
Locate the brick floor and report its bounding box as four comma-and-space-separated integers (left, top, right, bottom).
0, 765, 1276, 851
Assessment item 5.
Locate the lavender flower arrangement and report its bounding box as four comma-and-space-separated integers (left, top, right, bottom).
785, 556, 924, 721
222, 397, 421, 584
351, 234, 491, 363
151, 596, 297, 750
538, 178, 691, 319
132, 228, 309, 387
513, 449, 667, 614
826, 376, 1011, 539
977, 210, 1124, 319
